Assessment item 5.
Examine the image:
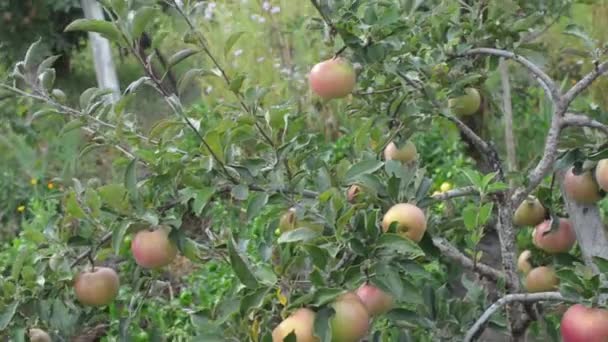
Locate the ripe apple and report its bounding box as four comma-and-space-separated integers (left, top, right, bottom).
513, 197, 546, 227
347, 184, 362, 204
355, 283, 394, 316
524, 266, 558, 292
278, 208, 297, 233
131, 228, 178, 269
448, 88, 481, 116
272, 308, 318, 342
382, 203, 427, 243
563, 167, 602, 204
330, 292, 370, 342
595, 159, 608, 192
308, 57, 356, 100
383, 141, 417, 163
561, 304, 608, 342
517, 250, 533, 274
73, 267, 120, 306
532, 218, 576, 254
29, 328, 51, 342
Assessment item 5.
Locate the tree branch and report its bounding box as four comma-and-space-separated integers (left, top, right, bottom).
459, 48, 560, 101
70, 231, 113, 268
463, 292, 571, 342
432, 237, 510, 287
500, 59, 517, 177
562, 112, 608, 135
561, 60, 608, 107
430, 186, 479, 201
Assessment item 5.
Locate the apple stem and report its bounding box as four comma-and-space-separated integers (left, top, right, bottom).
87, 251, 95, 272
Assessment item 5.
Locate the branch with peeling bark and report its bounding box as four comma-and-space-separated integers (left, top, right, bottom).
463, 292, 572, 342
562, 113, 608, 135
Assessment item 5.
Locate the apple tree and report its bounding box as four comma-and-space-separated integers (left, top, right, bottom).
2, 0, 608, 341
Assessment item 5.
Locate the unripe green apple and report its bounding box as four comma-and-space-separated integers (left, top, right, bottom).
73, 267, 120, 306
308, 58, 356, 100
563, 167, 602, 204
131, 227, 178, 269
513, 197, 546, 227
448, 88, 481, 116
278, 208, 297, 233
29, 328, 51, 342
330, 293, 370, 342
383, 141, 417, 163
517, 250, 533, 274
272, 308, 318, 342
561, 304, 608, 342
532, 218, 576, 254
525, 266, 558, 292
595, 159, 608, 192
382, 203, 427, 243
355, 283, 394, 316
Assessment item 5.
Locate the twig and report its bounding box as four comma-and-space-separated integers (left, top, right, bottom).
432, 237, 509, 286
309, 0, 337, 35
430, 186, 479, 201
70, 231, 113, 268
463, 292, 572, 342
561, 60, 608, 107
562, 112, 608, 135
459, 48, 560, 101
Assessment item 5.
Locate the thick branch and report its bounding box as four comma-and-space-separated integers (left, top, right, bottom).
432, 237, 510, 287
460, 48, 560, 101
463, 292, 570, 342
500, 59, 517, 175
562, 112, 608, 135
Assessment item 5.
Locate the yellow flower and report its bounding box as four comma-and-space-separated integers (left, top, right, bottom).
440, 182, 453, 193
30, 178, 38, 185
17, 205, 25, 213
47, 182, 55, 190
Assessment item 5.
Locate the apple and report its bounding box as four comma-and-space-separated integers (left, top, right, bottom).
278, 208, 297, 233
561, 304, 608, 342
524, 266, 558, 292
272, 308, 318, 342
532, 218, 576, 254
330, 292, 370, 342
383, 141, 417, 163
73, 267, 119, 306
595, 159, 608, 192
308, 58, 356, 100
347, 184, 362, 204
355, 283, 394, 316
517, 250, 533, 274
382, 203, 427, 243
131, 227, 178, 269
29, 328, 51, 342
563, 167, 602, 204
513, 197, 546, 227
448, 88, 481, 116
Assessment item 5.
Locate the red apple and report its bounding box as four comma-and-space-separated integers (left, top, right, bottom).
524, 266, 558, 292
355, 283, 394, 316
272, 308, 318, 342
595, 159, 608, 192
308, 58, 356, 100
131, 228, 178, 268
382, 203, 427, 243
561, 304, 608, 342
73, 267, 120, 306
330, 292, 370, 342
532, 218, 576, 254
563, 167, 602, 204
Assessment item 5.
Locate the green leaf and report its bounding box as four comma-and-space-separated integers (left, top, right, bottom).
224, 31, 245, 57
24, 39, 45, 73
239, 288, 269, 315
65, 191, 86, 219
84, 188, 102, 218
375, 234, 425, 258
278, 228, 321, 244
313, 307, 334, 342
131, 6, 159, 38
124, 158, 142, 213
0, 301, 19, 330
60, 118, 86, 136
112, 221, 132, 254
231, 184, 249, 201
344, 159, 384, 182
593, 257, 608, 274
168, 48, 200, 69
65, 19, 122, 43
247, 192, 268, 221
229, 74, 246, 93
98, 184, 131, 213
227, 238, 259, 288
478, 202, 493, 225
39, 69, 56, 91
463, 204, 477, 230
